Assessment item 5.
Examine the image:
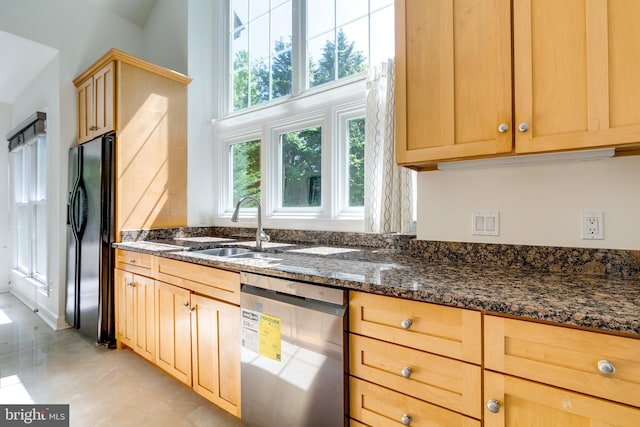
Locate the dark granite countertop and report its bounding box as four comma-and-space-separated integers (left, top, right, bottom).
114, 238, 640, 338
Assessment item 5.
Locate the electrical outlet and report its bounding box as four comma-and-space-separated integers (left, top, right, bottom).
581, 211, 604, 240
472, 211, 500, 236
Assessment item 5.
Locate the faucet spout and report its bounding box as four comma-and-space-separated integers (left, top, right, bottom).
231, 196, 270, 251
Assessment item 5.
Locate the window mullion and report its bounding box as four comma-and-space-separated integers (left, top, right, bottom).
292, 0, 306, 95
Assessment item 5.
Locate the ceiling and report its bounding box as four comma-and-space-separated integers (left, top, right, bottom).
0, 0, 157, 105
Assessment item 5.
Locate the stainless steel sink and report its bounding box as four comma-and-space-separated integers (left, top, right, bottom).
192, 247, 251, 256
227, 252, 277, 260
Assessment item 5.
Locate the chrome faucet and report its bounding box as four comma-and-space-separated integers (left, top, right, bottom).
231, 196, 270, 251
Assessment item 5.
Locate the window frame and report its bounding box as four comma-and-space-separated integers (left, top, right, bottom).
10, 135, 47, 286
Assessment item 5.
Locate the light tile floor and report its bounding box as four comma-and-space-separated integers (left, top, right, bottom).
0, 292, 246, 427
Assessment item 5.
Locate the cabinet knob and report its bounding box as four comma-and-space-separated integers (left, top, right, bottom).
182, 302, 190, 310
400, 319, 412, 330
401, 367, 413, 378
401, 414, 412, 426
598, 359, 616, 376
498, 123, 509, 133
518, 122, 530, 132
487, 399, 501, 414
89, 125, 97, 131
126, 282, 135, 288
129, 259, 136, 264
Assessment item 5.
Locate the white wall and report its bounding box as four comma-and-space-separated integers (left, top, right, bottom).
185, 0, 219, 226
143, 0, 188, 75
417, 155, 640, 250
0, 102, 10, 291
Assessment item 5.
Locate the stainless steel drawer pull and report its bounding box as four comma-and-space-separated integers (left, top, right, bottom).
597, 359, 616, 376
400, 319, 412, 330
401, 367, 412, 378
487, 399, 500, 413
401, 414, 412, 426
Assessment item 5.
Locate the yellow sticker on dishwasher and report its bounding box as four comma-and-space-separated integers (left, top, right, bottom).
258, 313, 281, 361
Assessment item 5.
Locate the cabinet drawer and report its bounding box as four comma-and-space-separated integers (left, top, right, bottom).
350, 377, 479, 427
115, 249, 155, 276
485, 315, 640, 408
350, 335, 481, 419
155, 257, 240, 305
349, 292, 481, 364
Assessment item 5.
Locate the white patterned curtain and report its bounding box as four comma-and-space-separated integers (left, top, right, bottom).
364, 59, 414, 234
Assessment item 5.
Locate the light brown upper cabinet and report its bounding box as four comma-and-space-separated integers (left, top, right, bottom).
514, 0, 640, 154
74, 49, 192, 236
396, 0, 640, 169
77, 61, 115, 144
395, 0, 513, 168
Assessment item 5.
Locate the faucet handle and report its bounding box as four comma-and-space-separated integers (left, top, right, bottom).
260, 230, 270, 242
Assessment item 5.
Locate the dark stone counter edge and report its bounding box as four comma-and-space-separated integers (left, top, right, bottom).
114, 243, 640, 338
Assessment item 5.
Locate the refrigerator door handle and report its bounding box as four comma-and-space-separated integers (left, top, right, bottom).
75, 183, 89, 238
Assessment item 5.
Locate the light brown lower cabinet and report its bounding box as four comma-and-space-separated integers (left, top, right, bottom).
190, 293, 240, 417
115, 254, 241, 418
114, 267, 155, 362
154, 281, 241, 417
483, 371, 640, 426
155, 280, 192, 385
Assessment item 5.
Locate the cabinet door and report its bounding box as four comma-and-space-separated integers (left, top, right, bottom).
191, 294, 241, 417
484, 371, 640, 427
133, 274, 155, 362
514, 0, 640, 153
77, 77, 94, 144
155, 281, 192, 385
114, 268, 135, 348
93, 61, 115, 137
395, 0, 512, 167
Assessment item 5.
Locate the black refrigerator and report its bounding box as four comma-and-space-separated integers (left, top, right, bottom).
66, 134, 116, 346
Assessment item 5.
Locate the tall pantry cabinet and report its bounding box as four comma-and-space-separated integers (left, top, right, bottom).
395, 0, 640, 169
73, 49, 191, 237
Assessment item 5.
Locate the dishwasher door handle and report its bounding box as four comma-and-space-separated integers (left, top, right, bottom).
241, 284, 347, 317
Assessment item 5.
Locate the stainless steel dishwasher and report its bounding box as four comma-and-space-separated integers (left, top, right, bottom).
240, 272, 347, 427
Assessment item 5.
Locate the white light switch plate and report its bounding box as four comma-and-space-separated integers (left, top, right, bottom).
472, 211, 500, 236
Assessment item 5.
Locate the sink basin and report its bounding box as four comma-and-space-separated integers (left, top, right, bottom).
193, 247, 251, 257
227, 252, 277, 260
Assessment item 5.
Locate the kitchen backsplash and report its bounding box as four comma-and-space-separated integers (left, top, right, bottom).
121, 227, 640, 279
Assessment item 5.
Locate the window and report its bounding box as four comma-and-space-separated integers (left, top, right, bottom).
229, 0, 394, 113
10, 135, 47, 284
218, 1, 396, 230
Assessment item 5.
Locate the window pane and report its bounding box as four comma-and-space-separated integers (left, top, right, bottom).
307, 0, 334, 38
231, 140, 261, 203
271, 2, 292, 99
281, 127, 322, 207
371, 0, 394, 12
16, 205, 30, 274
36, 136, 46, 201
348, 118, 365, 207
35, 203, 47, 278
337, 19, 368, 79
233, 0, 248, 25
249, 0, 269, 20
250, 14, 270, 106
336, 0, 368, 26
308, 31, 335, 87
